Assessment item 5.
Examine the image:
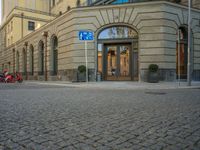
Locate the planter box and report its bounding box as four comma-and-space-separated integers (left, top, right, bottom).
77, 72, 86, 82
148, 72, 159, 83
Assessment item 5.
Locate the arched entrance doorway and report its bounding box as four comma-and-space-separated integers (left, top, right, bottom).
50, 36, 58, 76
97, 25, 138, 81
22, 48, 27, 76
29, 45, 34, 75
16, 51, 19, 72
38, 41, 44, 75
13, 49, 15, 73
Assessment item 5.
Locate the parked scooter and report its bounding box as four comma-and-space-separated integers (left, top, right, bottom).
4, 73, 15, 83
0, 69, 23, 83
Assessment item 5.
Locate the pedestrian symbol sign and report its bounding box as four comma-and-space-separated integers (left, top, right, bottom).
79, 31, 94, 41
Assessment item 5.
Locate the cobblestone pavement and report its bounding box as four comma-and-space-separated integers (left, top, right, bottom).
0, 83, 200, 150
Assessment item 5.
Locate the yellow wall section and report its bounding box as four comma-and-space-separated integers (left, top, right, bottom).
2, 0, 50, 24
5, 8, 54, 47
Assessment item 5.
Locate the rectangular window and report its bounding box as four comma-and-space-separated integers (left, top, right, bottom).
28, 21, 35, 31
2, 64, 4, 71
8, 62, 11, 72
52, 0, 56, 7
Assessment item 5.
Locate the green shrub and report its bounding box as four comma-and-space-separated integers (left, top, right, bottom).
78, 65, 86, 73
148, 64, 159, 73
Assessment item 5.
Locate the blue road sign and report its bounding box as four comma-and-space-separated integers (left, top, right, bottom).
79, 31, 94, 41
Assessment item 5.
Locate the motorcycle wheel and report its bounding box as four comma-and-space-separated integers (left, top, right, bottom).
18, 79, 23, 83
0, 79, 5, 83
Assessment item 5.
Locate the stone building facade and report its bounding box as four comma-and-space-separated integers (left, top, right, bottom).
0, 1, 200, 82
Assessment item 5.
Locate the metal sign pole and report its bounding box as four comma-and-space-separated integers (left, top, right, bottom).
85, 41, 88, 82
178, 30, 181, 86
79, 30, 93, 83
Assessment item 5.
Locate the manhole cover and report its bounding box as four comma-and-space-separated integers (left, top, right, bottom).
145, 92, 166, 95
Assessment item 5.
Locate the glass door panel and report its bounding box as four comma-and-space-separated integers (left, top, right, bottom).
176, 42, 188, 79
119, 45, 131, 80
105, 44, 131, 80
106, 46, 117, 80
119, 45, 129, 76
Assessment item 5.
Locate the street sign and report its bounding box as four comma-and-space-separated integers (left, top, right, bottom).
78, 30, 94, 83
79, 31, 94, 41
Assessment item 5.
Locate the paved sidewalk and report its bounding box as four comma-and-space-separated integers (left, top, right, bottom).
0, 83, 200, 150
25, 80, 200, 90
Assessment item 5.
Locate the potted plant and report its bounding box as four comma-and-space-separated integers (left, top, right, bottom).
148, 64, 159, 83
77, 65, 86, 82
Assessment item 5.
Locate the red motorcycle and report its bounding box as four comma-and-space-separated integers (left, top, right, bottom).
1, 70, 23, 83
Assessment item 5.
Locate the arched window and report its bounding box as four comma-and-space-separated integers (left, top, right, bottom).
50, 36, 58, 75
97, 25, 138, 81
2, 64, 4, 72
38, 41, 44, 75
177, 26, 194, 80
8, 62, 11, 73
22, 48, 27, 75
16, 51, 19, 72
98, 26, 138, 40
176, 27, 188, 79
112, 0, 129, 4
29, 45, 34, 75
13, 49, 15, 73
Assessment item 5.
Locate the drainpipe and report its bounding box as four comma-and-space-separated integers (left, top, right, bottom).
177, 29, 181, 86
187, 0, 191, 86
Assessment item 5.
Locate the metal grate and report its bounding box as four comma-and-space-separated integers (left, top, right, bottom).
145, 91, 166, 95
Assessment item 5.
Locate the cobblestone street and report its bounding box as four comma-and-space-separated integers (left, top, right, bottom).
0, 83, 200, 150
